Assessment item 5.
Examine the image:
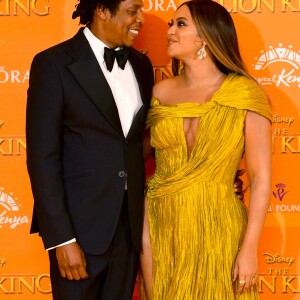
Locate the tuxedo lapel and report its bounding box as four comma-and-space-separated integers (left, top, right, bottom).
66, 29, 123, 136
127, 50, 150, 138
129, 50, 148, 106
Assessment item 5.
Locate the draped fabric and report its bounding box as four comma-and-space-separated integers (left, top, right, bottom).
145, 73, 271, 299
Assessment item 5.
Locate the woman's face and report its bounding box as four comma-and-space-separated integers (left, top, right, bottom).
167, 4, 203, 60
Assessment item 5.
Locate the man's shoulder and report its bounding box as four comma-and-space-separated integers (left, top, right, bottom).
34, 29, 85, 60
36, 40, 69, 57
130, 47, 152, 67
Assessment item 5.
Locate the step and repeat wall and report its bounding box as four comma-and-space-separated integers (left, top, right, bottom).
0, 0, 299, 299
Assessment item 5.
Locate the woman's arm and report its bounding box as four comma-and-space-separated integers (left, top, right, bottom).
233, 110, 272, 293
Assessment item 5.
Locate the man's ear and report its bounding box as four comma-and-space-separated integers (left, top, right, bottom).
96, 5, 109, 20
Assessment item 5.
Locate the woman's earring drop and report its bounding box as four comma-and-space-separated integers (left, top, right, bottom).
197, 42, 207, 60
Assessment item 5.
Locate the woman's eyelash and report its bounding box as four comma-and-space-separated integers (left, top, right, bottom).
168, 21, 173, 27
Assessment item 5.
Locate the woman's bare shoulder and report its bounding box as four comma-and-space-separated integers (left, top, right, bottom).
153, 77, 179, 104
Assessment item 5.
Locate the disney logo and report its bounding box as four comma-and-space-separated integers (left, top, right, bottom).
0, 258, 6, 267
272, 114, 294, 126
263, 253, 295, 266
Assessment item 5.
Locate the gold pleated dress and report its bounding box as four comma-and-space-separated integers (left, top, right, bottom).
145, 73, 272, 299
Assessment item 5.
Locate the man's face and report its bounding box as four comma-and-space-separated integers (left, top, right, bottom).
100, 0, 144, 48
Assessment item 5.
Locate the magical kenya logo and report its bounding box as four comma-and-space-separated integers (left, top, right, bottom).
0, 187, 29, 229
252, 43, 300, 88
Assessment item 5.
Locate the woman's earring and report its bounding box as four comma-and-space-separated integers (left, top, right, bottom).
197, 42, 207, 60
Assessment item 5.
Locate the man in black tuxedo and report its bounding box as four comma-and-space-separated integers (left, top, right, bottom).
26, 0, 153, 299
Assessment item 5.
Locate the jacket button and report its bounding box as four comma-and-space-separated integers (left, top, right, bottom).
118, 171, 126, 178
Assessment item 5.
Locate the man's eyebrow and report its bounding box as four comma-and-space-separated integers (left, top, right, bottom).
129, 4, 142, 9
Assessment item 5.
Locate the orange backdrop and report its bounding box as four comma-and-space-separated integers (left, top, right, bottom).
0, 0, 299, 299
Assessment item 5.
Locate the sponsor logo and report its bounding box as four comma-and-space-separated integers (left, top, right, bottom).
273, 114, 294, 126
142, 0, 176, 12
0, 66, 29, 84
0, 0, 50, 16
252, 43, 300, 88
263, 253, 295, 266
272, 183, 289, 201
268, 183, 300, 213
0, 258, 6, 268
0, 259, 51, 294
272, 114, 300, 154
0, 121, 26, 156
219, 0, 300, 13
142, 0, 300, 13
258, 252, 299, 294
0, 187, 30, 229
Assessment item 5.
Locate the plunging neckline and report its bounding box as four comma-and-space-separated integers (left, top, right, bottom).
148, 73, 235, 160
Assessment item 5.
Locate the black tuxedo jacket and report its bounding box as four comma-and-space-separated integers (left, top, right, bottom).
26, 28, 154, 254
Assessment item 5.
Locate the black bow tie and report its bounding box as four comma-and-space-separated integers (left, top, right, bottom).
104, 47, 130, 72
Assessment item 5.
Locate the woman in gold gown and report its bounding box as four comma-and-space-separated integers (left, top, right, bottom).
140, 1, 272, 299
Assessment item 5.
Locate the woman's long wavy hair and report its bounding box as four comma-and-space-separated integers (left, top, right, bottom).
172, 0, 253, 80
72, 0, 125, 25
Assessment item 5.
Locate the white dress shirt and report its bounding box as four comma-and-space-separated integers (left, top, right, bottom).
84, 27, 142, 136
47, 27, 143, 250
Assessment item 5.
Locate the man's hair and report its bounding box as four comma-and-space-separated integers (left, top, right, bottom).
72, 0, 126, 25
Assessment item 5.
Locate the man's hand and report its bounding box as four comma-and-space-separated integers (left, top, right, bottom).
234, 169, 246, 201
56, 242, 88, 280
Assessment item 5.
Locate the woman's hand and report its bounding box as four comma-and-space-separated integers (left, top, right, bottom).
232, 247, 257, 294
